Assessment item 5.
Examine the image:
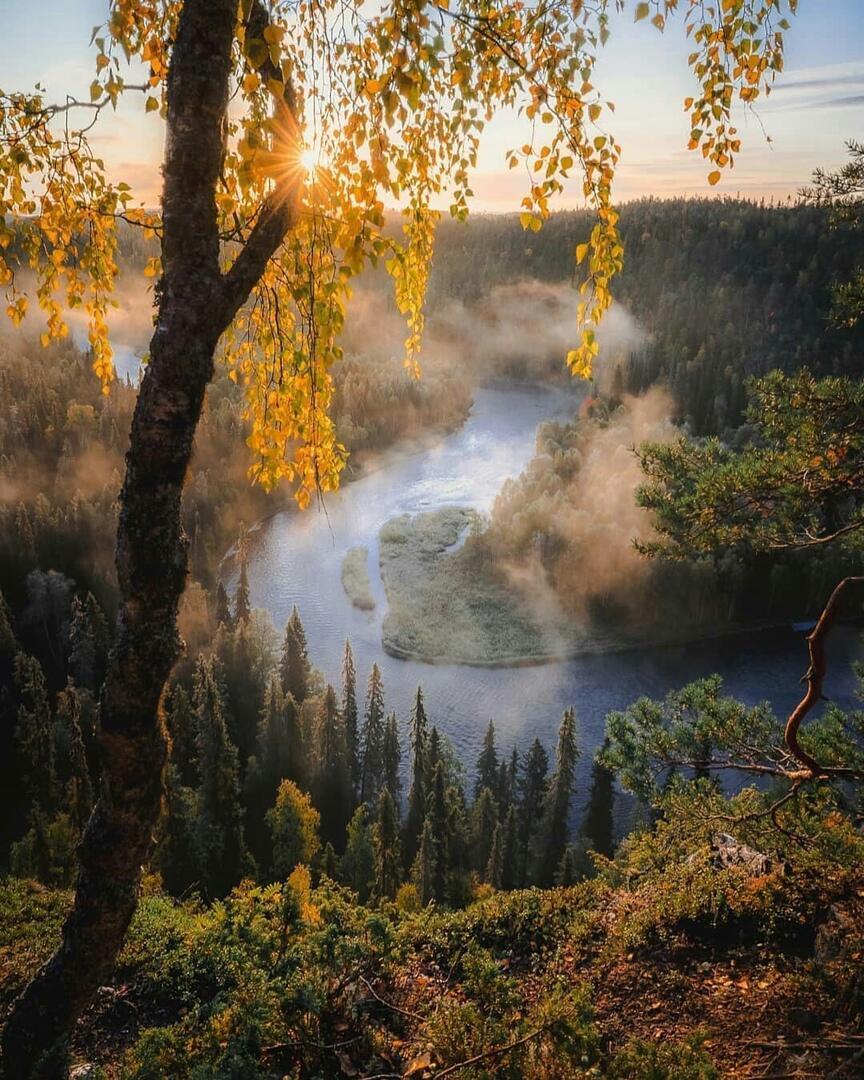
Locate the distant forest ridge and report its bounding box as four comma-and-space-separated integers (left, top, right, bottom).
105, 196, 864, 439
421, 197, 864, 435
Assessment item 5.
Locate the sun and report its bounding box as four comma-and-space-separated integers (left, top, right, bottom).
299, 146, 317, 175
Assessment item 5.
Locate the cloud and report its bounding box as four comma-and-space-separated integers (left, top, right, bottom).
775, 73, 864, 93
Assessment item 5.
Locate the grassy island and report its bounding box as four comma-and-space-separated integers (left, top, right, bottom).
341, 546, 376, 610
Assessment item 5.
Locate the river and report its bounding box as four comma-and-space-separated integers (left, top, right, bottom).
242, 383, 864, 831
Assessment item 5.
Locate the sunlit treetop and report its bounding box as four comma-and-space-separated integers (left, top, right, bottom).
0, 0, 796, 506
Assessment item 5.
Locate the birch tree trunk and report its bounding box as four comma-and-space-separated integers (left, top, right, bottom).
1, 2, 295, 1074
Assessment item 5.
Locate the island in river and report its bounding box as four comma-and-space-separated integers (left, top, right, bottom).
241, 382, 864, 829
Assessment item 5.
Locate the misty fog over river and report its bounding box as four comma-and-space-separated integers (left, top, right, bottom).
240, 383, 864, 832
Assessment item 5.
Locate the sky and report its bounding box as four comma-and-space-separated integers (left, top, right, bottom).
0, 0, 861, 211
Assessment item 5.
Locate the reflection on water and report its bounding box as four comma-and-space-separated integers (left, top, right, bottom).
243, 384, 864, 830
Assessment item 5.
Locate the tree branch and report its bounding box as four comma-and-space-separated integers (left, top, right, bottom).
430, 1026, 549, 1078
785, 576, 864, 776
217, 0, 302, 324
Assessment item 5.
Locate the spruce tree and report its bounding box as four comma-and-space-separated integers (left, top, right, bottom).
280, 605, 311, 704
486, 822, 504, 889
234, 550, 252, 626
474, 720, 499, 799
470, 786, 499, 874
413, 820, 436, 907
359, 663, 385, 804
501, 806, 519, 891
537, 708, 579, 887
341, 640, 360, 797
218, 616, 270, 771
555, 844, 579, 887
403, 685, 428, 871
0, 590, 16, 673
257, 677, 295, 792
340, 804, 375, 903
311, 684, 353, 849
194, 656, 250, 898
495, 758, 512, 816
214, 581, 234, 631
67, 596, 97, 694
0, 598, 19, 859
165, 683, 198, 788
382, 712, 402, 808
13, 653, 56, 822
427, 725, 442, 778
582, 741, 616, 859
321, 841, 339, 880
373, 788, 401, 901
52, 685, 94, 832
245, 676, 297, 872
83, 593, 109, 688
517, 738, 548, 887
428, 762, 449, 905
157, 765, 201, 897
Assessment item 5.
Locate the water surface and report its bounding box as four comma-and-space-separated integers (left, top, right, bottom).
244, 384, 864, 828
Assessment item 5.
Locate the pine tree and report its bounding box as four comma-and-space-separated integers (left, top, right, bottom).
373, 788, 401, 901
359, 663, 385, 804
537, 708, 579, 887
475, 720, 499, 799
403, 685, 428, 871
341, 640, 360, 797
340, 804, 375, 903
382, 712, 402, 808
470, 786, 499, 874
486, 822, 504, 889
280, 605, 311, 704
234, 550, 252, 626
194, 656, 250, 898
214, 581, 234, 631
517, 738, 548, 887
582, 741, 616, 859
